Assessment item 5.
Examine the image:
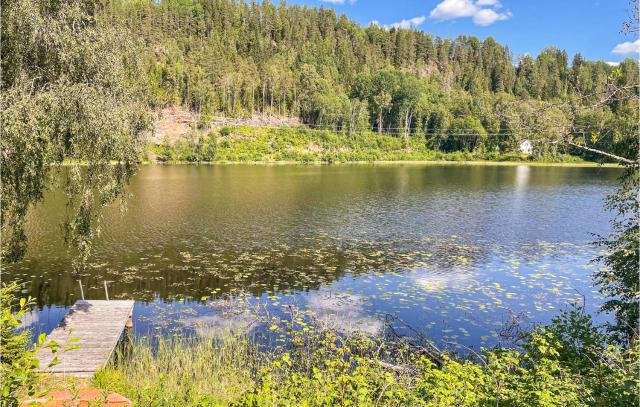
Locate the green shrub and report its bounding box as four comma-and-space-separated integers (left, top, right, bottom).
153, 136, 175, 162
539, 306, 640, 406
241, 326, 586, 407
199, 132, 218, 162
1, 283, 40, 405
148, 126, 588, 164
219, 126, 232, 137
88, 307, 640, 407
197, 110, 212, 130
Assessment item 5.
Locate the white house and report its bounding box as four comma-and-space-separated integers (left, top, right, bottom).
519, 140, 533, 154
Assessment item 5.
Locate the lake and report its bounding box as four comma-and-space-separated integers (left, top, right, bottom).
5, 164, 622, 350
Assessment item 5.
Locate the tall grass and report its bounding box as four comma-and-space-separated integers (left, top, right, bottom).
94, 323, 420, 406
84, 308, 638, 407
95, 333, 264, 405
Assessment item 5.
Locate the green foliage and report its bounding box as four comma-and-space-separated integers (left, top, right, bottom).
153, 131, 218, 162
1, 0, 152, 266
94, 334, 262, 406
241, 324, 585, 406
149, 126, 586, 164
98, 0, 637, 162
200, 132, 218, 162
0, 283, 70, 406
540, 306, 640, 405
88, 310, 638, 407
1, 283, 39, 405
595, 166, 640, 343
219, 127, 232, 137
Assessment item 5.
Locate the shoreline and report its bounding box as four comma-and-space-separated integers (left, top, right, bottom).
141, 160, 622, 168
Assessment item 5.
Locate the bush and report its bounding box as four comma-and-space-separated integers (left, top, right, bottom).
153, 136, 175, 162
1, 283, 39, 405
148, 126, 589, 164
199, 132, 217, 162
241, 326, 585, 406
539, 306, 640, 406
197, 110, 212, 130
88, 308, 639, 407
219, 126, 232, 137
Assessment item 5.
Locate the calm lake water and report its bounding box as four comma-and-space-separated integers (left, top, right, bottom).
5, 164, 622, 349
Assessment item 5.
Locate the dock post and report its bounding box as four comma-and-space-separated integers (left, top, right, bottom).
103, 281, 109, 301
121, 312, 134, 361
78, 280, 85, 300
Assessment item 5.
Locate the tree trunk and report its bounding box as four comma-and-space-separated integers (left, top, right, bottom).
566, 140, 636, 164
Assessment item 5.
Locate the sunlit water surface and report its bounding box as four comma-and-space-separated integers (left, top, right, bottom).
5, 164, 621, 350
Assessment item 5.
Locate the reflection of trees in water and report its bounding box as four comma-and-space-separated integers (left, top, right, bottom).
5, 165, 616, 307
6, 236, 489, 307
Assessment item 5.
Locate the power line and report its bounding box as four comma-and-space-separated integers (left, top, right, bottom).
214, 122, 589, 132
213, 123, 585, 138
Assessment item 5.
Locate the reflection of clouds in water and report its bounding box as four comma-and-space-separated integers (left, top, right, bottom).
306, 292, 382, 335
181, 312, 257, 337
181, 296, 258, 337
412, 268, 476, 292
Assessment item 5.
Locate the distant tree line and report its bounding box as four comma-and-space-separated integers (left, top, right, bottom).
1, 0, 638, 264
101, 0, 639, 159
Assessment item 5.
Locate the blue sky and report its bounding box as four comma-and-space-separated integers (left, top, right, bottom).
285, 0, 640, 64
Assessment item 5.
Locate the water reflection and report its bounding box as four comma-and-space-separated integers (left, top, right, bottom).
306, 292, 383, 335
515, 165, 531, 193
5, 164, 620, 347
412, 269, 476, 292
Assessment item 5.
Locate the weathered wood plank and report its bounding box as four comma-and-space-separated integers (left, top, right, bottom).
36, 300, 134, 377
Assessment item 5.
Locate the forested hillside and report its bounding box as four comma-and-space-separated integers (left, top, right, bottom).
2, 2, 639, 405
99, 0, 639, 160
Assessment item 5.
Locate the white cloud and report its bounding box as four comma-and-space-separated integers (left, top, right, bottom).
389, 16, 427, 29
371, 16, 426, 30
606, 61, 620, 66
472, 8, 511, 26
611, 39, 640, 55
430, 0, 478, 20
476, 0, 501, 6
429, 0, 511, 26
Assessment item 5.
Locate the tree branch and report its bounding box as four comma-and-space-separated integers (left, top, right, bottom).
564, 139, 637, 165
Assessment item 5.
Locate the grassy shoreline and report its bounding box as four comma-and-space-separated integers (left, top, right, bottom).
148, 125, 625, 169
142, 159, 621, 168
30, 312, 637, 407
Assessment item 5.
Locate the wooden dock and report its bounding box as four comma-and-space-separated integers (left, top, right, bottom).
36, 300, 134, 377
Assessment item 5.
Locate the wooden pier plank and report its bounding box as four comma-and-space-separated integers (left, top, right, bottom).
36, 300, 134, 377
